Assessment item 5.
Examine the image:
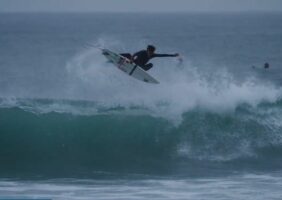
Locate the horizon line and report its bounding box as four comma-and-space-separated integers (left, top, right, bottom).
1, 10, 282, 14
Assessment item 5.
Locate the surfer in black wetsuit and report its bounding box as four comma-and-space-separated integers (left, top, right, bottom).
121, 45, 179, 71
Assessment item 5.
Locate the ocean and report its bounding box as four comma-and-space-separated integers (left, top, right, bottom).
0, 12, 282, 199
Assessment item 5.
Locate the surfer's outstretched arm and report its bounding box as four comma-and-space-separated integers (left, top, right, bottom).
152, 53, 179, 58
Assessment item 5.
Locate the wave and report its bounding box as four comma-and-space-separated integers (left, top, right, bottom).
1, 98, 282, 177
1, 38, 282, 177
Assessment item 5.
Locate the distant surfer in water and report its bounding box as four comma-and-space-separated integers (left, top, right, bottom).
252, 62, 270, 69
264, 62, 270, 69
121, 45, 179, 71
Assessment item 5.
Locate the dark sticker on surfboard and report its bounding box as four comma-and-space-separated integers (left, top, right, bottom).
102, 51, 110, 56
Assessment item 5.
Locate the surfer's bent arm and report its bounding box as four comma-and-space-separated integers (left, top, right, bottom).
132, 52, 139, 60
133, 55, 138, 60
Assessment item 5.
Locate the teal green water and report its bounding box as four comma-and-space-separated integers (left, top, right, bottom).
1, 98, 282, 178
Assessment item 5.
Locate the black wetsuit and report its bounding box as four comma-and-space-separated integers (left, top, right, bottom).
121, 50, 177, 71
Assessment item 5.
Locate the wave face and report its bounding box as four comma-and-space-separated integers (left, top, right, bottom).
1, 98, 282, 177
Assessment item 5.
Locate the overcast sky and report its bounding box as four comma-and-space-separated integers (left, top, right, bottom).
0, 0, 282, 13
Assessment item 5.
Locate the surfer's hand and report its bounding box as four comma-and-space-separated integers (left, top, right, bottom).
174, 53, 179, 57
177, 54, 183, 63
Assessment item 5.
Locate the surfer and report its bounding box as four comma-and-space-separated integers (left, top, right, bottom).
264, 62, 270, 69
121, 45, 179, 71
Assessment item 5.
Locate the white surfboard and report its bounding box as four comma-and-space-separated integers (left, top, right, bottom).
101, 49, 159, 84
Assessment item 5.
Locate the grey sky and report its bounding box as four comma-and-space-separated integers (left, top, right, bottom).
0, 0, 282, 12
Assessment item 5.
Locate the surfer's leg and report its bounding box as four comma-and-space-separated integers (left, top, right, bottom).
142, 63, 153, 71
120, 53, 132, 59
